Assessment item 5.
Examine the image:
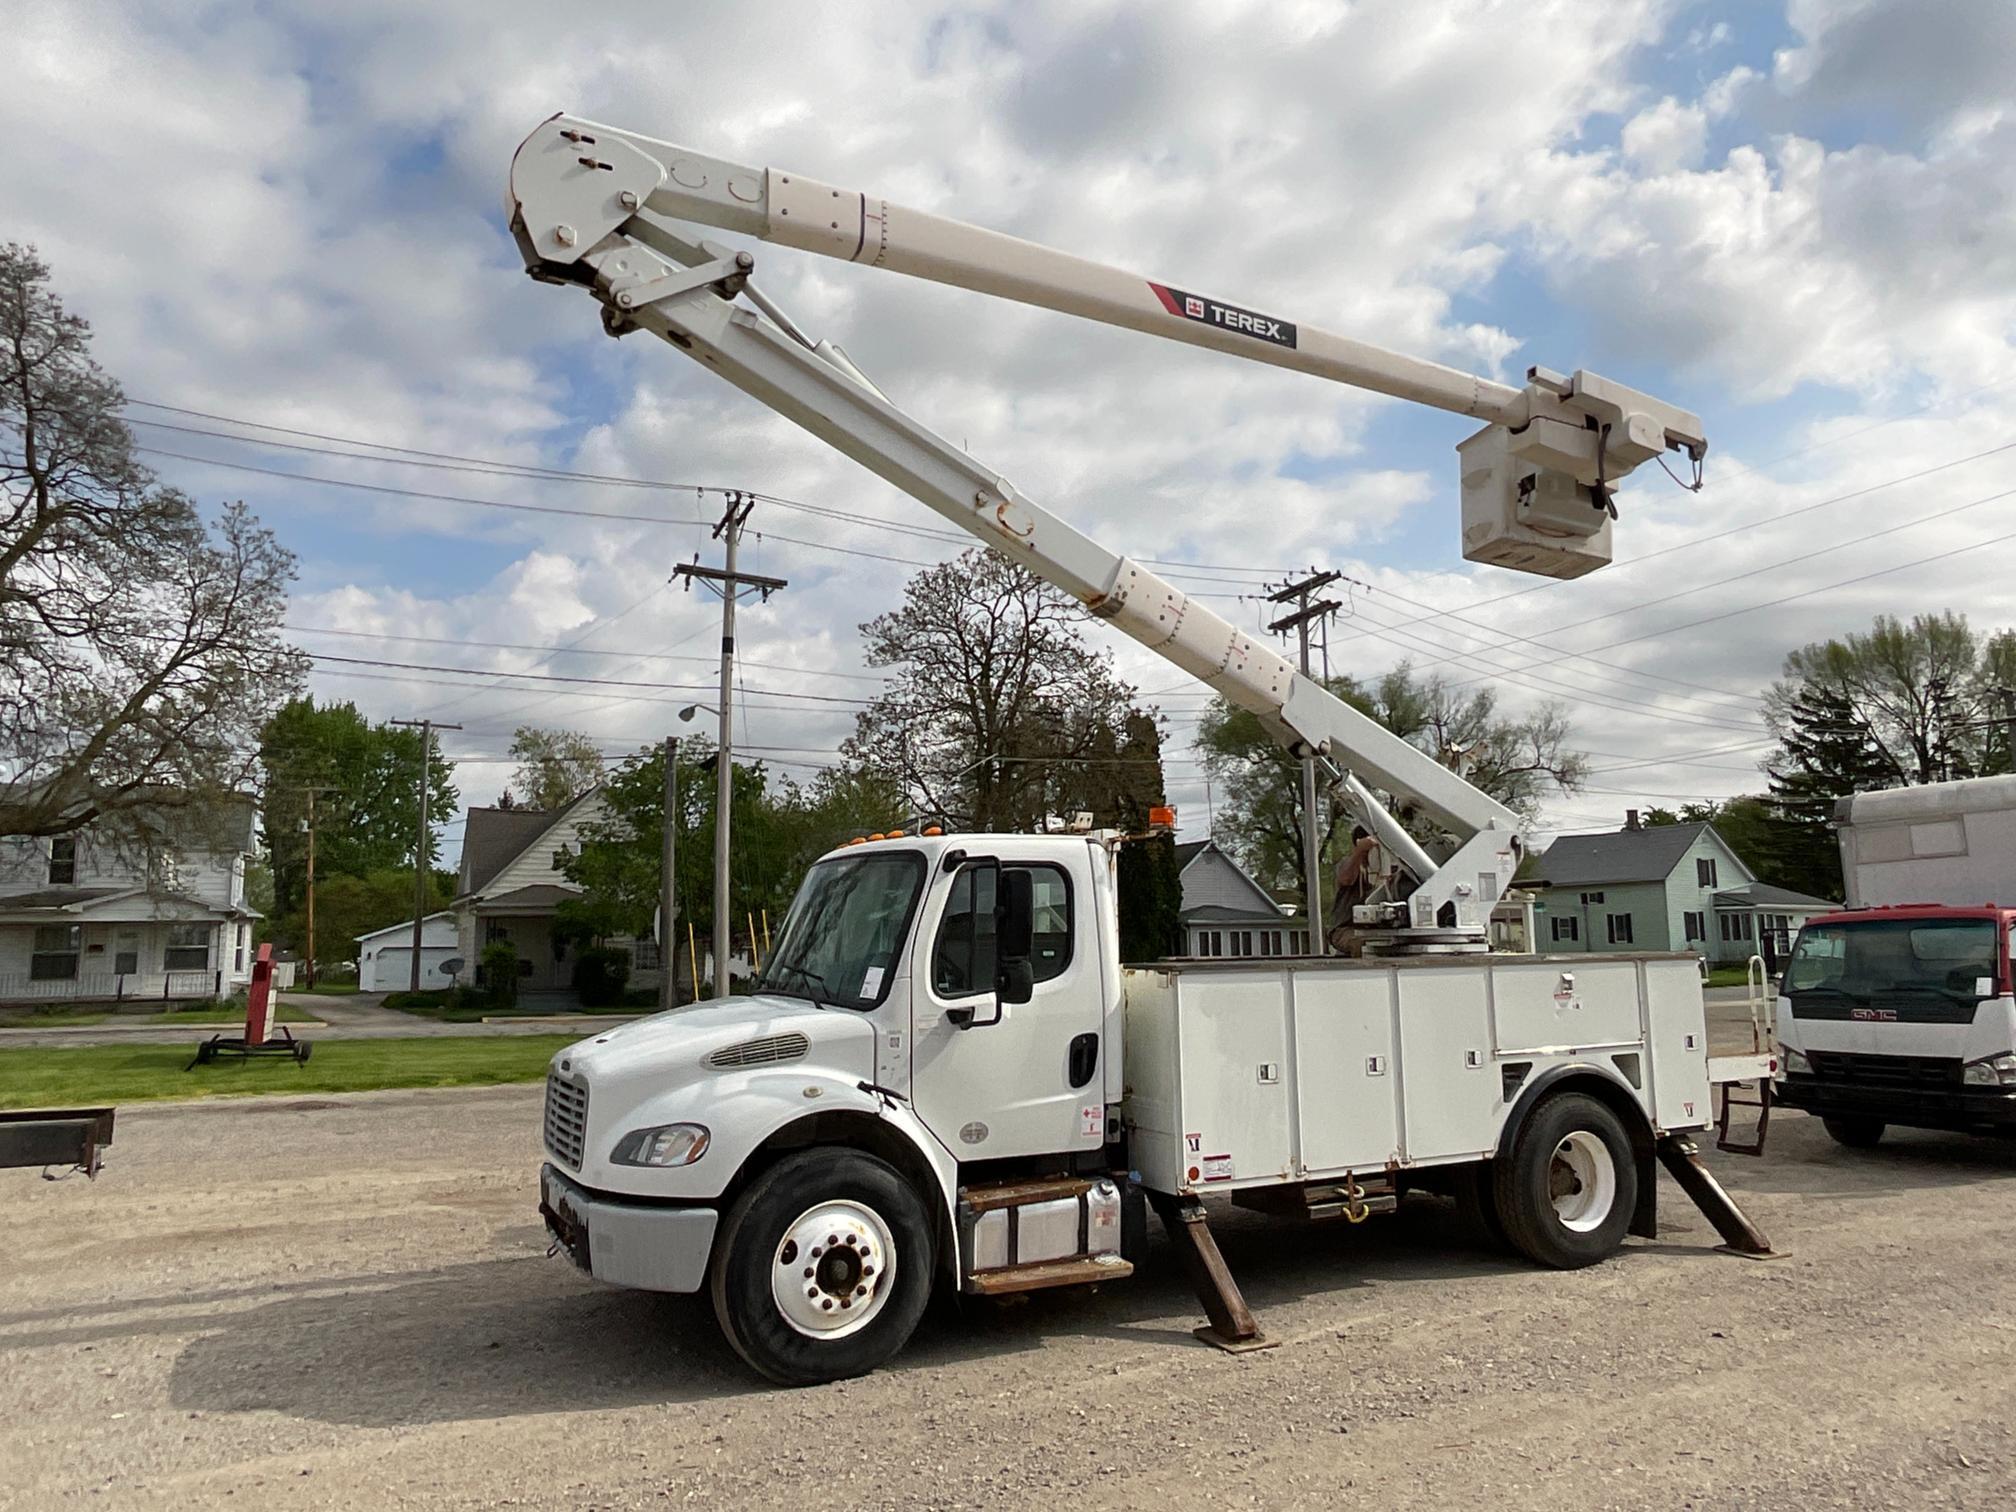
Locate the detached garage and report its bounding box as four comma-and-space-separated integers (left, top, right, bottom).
357, 912, 461, 992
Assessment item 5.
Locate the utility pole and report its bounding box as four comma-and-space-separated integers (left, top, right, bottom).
660, 735, 679, 1011
298, 787, 332, 990
1268, 570, 1344, 954
390, 718, 460, 992
674, 491, 787, 995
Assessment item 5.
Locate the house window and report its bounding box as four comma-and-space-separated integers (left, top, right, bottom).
1697, 858, 1718, 888
1684, 911, 1705, 943
164, 924, 211, 972
1606, 913, 1634, 945
1579, 891, 1605, 905
115, 929, 139, 976
631, 937, 661, 970
31, 925, 81, 981
1293, 931, 1310, 955
1551, 915, 1580, 943
48, 836, 77, 885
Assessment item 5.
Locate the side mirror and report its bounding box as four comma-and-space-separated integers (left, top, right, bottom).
997, 956, 1035, 1006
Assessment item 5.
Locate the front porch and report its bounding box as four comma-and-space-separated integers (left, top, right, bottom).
0, 890, 259, 1003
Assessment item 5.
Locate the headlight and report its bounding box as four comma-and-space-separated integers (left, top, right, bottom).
610, 1123, 711, 1167
1962, 1054, 2016, 1088
1777, 1044, 1811, 1078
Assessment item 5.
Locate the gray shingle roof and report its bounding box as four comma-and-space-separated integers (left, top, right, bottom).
1533, 822, 1713, 888
1714, 882, 1838, 909
459, 805, 571, 895
1172, 840, 1209, 869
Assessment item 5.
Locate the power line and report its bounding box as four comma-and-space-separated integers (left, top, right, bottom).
283, 623, 895, 683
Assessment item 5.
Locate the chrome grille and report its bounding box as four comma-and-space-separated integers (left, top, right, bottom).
544, 1072, 589, 1169
706, 1032, 810, 1069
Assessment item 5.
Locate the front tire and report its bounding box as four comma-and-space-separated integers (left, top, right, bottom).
1493, 1092, 1637, 1269
710, 1148, 935, 1386
1822, 1115, 1886, 1149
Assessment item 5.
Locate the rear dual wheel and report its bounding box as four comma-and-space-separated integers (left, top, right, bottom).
1492, 1092, 1637, 1268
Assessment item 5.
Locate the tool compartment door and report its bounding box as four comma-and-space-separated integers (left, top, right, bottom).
1397, 968, 1498, 1161
1643, 958, 1713, 1130
1292, 969, 1400, 1176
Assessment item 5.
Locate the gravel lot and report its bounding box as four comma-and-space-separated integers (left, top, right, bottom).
5, 1081, 2014, 1510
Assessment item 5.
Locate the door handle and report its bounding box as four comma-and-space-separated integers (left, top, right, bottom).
1067, 1032, 1099, 1089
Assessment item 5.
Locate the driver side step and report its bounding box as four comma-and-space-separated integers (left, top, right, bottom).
956, 1176, 1136, 1294
967, 1255, 1135, 1295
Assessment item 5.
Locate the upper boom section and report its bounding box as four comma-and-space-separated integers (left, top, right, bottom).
511, 114, 1707, 580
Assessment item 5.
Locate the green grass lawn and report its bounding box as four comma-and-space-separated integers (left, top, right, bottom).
0, 1034, 581, 1110
0, 1004, 318, 1029
1704, 965, 1770, 989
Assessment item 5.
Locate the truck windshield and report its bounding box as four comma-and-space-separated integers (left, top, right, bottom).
1784, 918, 2000, 1001
754, 850, 924, 1011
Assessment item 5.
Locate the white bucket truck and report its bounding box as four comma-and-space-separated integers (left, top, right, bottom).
510, 114, 1775, 1384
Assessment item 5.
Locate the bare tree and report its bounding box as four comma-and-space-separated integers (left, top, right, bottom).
0, 243, 304, 841
841, 548, 1152, 832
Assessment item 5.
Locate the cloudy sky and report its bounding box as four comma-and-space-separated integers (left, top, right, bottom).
10, 0, 2016, 859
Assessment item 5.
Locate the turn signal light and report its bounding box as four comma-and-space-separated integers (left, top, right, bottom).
1148, 805, 1177, 830
922, 825, 943, 836
887, 828, 906, 838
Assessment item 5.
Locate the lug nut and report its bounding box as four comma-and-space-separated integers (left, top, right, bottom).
821, 1300, 833, 1311
862, 1265, 874, 1277
803, 1267, 814, 1279
844, 1234, 857, 1247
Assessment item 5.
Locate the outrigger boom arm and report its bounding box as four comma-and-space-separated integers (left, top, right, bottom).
507, 113, 1710, 940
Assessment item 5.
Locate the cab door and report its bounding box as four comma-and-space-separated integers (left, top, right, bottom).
910, 852, 1104, 1161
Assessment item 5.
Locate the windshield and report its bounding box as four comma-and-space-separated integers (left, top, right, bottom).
754, 849, 925, 1011
1784, 918, 2000, 1001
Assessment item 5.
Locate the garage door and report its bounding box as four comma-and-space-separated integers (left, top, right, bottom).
363, 946, 459, 992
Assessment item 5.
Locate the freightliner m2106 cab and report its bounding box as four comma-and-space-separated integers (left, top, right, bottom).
508, 113, 1777, 1384
1776, 775, 2016, 1145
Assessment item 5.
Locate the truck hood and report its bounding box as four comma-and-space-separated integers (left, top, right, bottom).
555, 993, 875, 1086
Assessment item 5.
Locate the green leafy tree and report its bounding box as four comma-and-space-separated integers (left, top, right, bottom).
504, 726, 603, 810
258, 697, 457, 932
277, 867, 452, 972
1, 242, 306, 843
1198, 664, 1588, 894
553, 740, 902, 991
1759, 681, 1898, 900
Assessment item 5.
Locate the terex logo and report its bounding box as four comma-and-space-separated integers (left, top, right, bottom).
1149, 281, 1298, 349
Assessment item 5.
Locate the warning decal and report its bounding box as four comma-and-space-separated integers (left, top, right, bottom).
1148, 282, 1297, 349
1202, 1153, 1234, 1182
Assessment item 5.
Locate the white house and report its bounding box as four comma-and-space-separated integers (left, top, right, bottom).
452, 789, 663, 995
1172, 840, 1312, 959
356, 911, 460, 992
0, 797, 262, 1002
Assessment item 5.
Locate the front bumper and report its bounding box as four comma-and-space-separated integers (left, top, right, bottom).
540, 1162, 719, 1294
1776, 1074, 2016, 1132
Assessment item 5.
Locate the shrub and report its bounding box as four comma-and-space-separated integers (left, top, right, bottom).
481, 941, 519, 1007
572, 946, 632, 1008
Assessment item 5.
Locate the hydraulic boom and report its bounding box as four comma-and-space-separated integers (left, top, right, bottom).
507, 113, 1709, 944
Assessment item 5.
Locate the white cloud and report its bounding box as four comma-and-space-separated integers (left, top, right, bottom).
1622, 97, 1709, 172
10, 0, 2016, 840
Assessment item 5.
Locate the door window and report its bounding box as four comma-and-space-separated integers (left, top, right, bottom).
932, 862, 1073, 998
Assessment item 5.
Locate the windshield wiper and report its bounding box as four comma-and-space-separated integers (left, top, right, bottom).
761, 957, 836, 1010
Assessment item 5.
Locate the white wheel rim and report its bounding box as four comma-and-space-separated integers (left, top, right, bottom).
770, 1199, 898, 1340
1548, 1130, 1617, 1233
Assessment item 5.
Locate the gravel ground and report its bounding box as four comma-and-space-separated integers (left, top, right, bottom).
5, 1081, 2013, 1510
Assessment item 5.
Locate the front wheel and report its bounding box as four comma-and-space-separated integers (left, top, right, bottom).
1493, 1092, 1637, 1269
710, 1148, 936, 1386
1822, 1115, 1886, 1149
